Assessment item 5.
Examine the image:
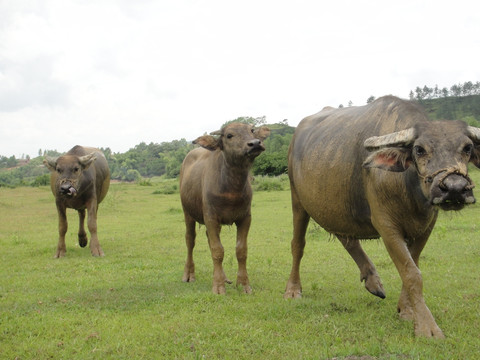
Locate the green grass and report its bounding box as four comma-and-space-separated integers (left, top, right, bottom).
1, 175, 480, 359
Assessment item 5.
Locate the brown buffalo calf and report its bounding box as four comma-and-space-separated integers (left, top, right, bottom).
44, 145, 110, 258
180, 122, 270, 294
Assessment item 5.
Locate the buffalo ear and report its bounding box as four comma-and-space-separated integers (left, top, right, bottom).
363, 148, 413, 172
43, 157, 58, 172
470, 145, 480, 169
255, 126, 270, 141
193, 135, 220, 151
78, 152, 97, 170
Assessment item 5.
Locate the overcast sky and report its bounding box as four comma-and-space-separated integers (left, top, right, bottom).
1, 0, 479, 158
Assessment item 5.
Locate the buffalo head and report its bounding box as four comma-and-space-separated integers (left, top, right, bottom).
193, 123, 270, 163
363, 121, 480, 210
44, 152, 97, 197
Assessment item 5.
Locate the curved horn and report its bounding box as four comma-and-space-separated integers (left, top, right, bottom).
364, 127, 416, 151
467, 126, 480, 142
209, 130, 222, 136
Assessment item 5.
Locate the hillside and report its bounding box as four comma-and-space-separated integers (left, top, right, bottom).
419, 94, 480, 125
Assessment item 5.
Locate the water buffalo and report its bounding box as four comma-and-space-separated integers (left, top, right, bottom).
44, 145, 110, 258
180, 122, 270, 294
284, 96, 480, 338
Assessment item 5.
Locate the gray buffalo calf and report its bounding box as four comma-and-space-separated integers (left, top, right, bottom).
284, 96, 480, 338
180, 122, 270, 294
44, 145, 110, 258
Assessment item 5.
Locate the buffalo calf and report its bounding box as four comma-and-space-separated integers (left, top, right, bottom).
180, 122, 270, 294
44, 145, 110, 258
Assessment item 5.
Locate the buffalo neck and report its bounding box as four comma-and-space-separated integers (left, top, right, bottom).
216, 151, 251, 194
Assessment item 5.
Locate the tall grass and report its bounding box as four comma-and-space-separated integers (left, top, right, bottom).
1, 174, 479, 359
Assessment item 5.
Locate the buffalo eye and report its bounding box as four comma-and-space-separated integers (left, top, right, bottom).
73, 166, 80, 173
251, 128, 255, 133
463, 143, 473, 155
414, 146, 426, 157
226, 134, 233, 139
56, 168, 62, 174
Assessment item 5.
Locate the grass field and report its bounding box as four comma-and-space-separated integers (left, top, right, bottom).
1, 176, 479, 359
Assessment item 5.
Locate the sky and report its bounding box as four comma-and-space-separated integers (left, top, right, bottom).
1, 0, 479, 158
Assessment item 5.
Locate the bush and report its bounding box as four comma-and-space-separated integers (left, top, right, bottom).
152, 183, 178, 195
252, 174, 289, 191
138, 178, 153, 186
31, 174, 50, 187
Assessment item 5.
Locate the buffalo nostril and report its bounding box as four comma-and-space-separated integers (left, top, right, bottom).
248, 139, 260, 147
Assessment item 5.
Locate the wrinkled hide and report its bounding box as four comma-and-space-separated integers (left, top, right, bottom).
284, 96, 480, 338
180, 122, 270, 294
44, 145, 110, 258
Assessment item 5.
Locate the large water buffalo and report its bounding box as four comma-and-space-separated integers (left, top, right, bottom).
44, 146, 110, 258
180, 122, 270, 294
284, 96, 480, 338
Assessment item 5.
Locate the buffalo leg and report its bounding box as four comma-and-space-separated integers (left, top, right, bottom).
86, 200, 104, 257
78, 209, 88, 247
376, 225, 444, 338
337, 236, 385, 299
55, 203, 68, 258
397, 227, 433, 322
205, 221, 229, 294
235, 215, 252, 294
284, 190, 310, 299
182, 214, 196, 282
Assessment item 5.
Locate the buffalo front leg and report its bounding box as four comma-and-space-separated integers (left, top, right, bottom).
77, 209, 88, 248
284, 190, 310, 299
86, 200, 104, 257
182, 214, 196, 282
205, 221, 229, 294
378, 227, 444, 338
397, 226, 434, 322
337, 236, 385, 299
55, 203, 68, 258
235, 215, 252, 294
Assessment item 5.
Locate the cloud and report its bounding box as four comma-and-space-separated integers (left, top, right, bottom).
0, 0, 479, 158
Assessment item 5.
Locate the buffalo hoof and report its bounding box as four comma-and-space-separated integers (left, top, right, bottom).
91, 247, 105, 257
182, 273, 196, 283
414, 322, 445, 339
54, 250, 66, 259
212, 283, 226, 295
364, 272, 386, 299
283, 288, 302, 299
78, 234, 88, 248
398, 305, 414, 321
242, 285, 252, 294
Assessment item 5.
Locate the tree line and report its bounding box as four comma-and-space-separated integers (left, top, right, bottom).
408, 81, 480, 101
0, 116, 294, 187
1, 82, 479, 188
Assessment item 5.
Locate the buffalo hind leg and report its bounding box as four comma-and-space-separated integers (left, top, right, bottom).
337, 236, 385, 299
235, 215, 252, 294
284, 190, 310, 299
78, 209, 88, 247
86, 200, 104, 257
55, 203, 68, 258
182, 214, 196, 282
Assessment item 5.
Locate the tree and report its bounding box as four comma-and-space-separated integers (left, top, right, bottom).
367, 96, 376, 104
222, 116, 266, 128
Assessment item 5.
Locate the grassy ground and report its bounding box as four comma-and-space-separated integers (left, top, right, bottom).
1, 176, 479, 359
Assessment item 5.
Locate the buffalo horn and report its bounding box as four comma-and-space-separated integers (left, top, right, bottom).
467, 126, 480, 142
364, 127, 416, 151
